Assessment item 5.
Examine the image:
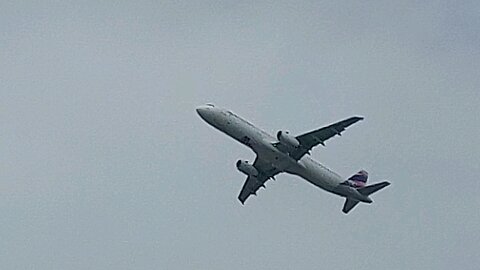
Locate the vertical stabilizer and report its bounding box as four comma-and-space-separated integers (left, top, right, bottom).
347, 170, 368, 187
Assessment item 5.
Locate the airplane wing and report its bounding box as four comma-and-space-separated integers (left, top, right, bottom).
288, 116, 364, 160
238, 157, 281, 204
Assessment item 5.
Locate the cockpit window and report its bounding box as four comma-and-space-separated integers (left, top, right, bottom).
206, 103, 215, 107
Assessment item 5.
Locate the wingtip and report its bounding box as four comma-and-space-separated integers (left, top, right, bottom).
348, 116, 364, 122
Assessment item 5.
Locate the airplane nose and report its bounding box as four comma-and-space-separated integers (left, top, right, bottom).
196, 106, 208, 116
196, 104, 217, 124
196, 105, 214, 121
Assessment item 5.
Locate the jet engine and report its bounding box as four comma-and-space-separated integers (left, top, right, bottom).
236, 160, 258, 177
277, 130, 300, 149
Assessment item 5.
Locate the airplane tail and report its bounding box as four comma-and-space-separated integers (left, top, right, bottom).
347, 170, 368, 187
358, 181, 390, 196
342, 199, 360, 214
342, 181, 390, 214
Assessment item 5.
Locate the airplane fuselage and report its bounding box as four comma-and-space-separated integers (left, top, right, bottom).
197, 105, 371, 203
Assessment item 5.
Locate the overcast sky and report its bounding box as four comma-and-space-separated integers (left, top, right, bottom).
1, 1, 479, 269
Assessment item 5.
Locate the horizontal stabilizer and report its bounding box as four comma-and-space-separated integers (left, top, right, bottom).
358, 181, 390, 196
342, 199, 360, 214
342, 181, 390, 214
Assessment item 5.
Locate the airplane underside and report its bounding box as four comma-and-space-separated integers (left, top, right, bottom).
196, 104, 390, 214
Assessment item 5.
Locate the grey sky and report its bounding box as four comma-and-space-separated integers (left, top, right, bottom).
1, 1, 479, 269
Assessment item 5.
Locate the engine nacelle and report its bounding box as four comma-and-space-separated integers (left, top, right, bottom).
236, 160, 258, 177
277, 130, 300, 149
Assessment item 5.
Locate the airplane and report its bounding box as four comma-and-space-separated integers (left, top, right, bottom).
196, 104, 390, 214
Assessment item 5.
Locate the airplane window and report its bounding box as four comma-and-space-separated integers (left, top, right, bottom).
206, 103, 215, 107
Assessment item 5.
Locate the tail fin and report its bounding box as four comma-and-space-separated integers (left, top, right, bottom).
347, 170, 368, 187
342, 181, 391, 214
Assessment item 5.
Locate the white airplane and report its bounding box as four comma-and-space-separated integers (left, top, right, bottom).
196, 104, 390, 213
